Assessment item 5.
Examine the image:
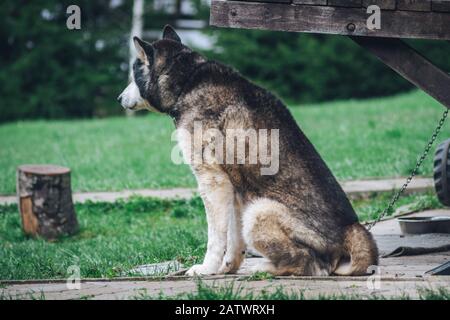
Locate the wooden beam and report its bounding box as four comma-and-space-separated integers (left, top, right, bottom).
237, 0, 292, 3
351, 36, 450, 109
293, 0, 327, 5
397, 0, 431, 12
362, 0, 396, 10
328, 0, 362, 7
210, 0, 450, 40
433, 0, 450, 12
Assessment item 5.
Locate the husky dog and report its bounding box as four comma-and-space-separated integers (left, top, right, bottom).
118, 26, 378, 276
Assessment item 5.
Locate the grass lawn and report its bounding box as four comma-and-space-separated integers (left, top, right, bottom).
0, 193, 443, 280
0, 90, 449, 195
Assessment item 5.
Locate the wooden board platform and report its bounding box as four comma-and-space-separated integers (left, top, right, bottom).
2, 254, 449, 299
211, 0, 450, 40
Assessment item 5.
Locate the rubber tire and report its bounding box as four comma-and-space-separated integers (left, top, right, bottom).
434, 138, 450, 207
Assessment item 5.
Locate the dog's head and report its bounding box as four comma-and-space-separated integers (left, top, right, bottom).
118, 25, 206, 114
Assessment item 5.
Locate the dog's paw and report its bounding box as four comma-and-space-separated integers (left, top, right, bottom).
218, 261, 238, 274
186, 264, 218, 276
218, 255, 244, 274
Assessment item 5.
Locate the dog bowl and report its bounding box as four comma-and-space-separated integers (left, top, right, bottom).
398, 216, 450, 235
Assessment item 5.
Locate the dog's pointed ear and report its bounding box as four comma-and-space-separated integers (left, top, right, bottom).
133, 37, 154, 65
163, 25, 181, 43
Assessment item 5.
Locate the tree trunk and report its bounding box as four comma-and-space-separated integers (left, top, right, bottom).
16, 165, 78, 240
129, 0, 145, 76
127, 0, 145, 117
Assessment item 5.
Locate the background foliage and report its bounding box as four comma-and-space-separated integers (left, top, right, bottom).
0, 0, 132, 122
205, 29, 450, 104
1, 0, 449, 123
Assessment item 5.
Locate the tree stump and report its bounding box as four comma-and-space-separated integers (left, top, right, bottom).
16, 165, 79, 240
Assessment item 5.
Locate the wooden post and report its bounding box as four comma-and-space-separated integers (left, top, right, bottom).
16, 165, 79, 240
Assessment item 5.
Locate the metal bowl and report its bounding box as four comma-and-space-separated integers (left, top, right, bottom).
398, 216, 450, 235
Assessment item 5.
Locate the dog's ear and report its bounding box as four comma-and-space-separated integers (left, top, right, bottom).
133, 37, 154, 65
162, 25, 181, 43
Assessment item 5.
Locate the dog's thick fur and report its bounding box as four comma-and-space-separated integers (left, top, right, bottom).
118, 26, 378, 276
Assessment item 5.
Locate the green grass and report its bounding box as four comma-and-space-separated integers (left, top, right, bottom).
0, 193, 443, 280
0, 90, 448, 194
352, 191, 443, 221
0, 197, 207, 280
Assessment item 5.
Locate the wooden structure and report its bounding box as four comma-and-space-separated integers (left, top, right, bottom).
17, 165, 78, 240
210, 0, 450, 110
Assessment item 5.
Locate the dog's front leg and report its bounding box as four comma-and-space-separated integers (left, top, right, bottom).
219, 194, 245, 274
186, 169, 234, 276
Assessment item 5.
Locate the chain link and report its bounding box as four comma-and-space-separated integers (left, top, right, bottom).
366, 107, 449, 230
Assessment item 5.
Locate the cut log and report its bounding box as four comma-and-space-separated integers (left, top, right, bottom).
16, 165, 79, 240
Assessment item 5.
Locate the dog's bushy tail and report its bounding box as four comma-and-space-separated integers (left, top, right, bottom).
334, 223, 378, 276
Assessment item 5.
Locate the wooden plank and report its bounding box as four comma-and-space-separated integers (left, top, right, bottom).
234, 0, 292, 3
293, 0, 327, 5
351, 36, 450, 109
210, 0, 450, 40
432, 0, 450, 12
362, 0, 397, 9
328, 0, 362, 7
397, 0, 432, 11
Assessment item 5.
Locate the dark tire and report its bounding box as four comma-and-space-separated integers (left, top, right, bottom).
434, 139, 450, 207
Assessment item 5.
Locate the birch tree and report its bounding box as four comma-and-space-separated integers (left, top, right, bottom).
129, 0, 144, 78
127, 0, 144, 116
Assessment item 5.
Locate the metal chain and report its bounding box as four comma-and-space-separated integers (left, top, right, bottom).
366, 107, 449, 230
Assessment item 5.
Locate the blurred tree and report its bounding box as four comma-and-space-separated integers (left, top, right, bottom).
0, 0, 132, 122
0, 0, 209, 123
129, 0, 145, 77
202, 28, 450, 104
1, 0, 449, 123
126, 0, 145, 117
